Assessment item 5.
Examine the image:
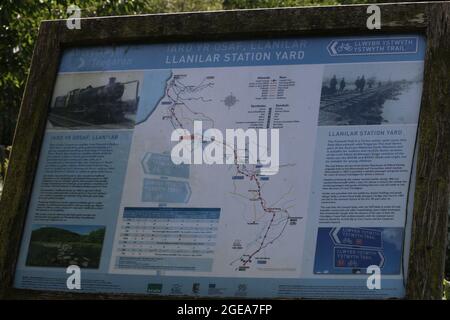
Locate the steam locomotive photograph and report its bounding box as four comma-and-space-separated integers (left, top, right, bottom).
48, 72, 142, 129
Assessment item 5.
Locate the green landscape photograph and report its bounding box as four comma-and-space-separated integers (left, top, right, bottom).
26, 225, 106, 269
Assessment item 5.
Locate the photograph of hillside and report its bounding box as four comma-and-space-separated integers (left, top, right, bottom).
26, 225, 105, 269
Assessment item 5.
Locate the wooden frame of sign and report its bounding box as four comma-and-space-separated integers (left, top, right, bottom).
0, 1, 449, 299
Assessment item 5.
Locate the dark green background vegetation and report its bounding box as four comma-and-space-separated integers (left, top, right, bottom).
0, 0, 374, 148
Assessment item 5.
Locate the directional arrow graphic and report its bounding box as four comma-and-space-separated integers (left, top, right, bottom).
330, 227, 382, 248
327, 40, 339, 56
142, 178, 191, 203
142, 152, 189, 178
326, 37, 418, 56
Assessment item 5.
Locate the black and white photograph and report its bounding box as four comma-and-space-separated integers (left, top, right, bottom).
48, 72, 143, 130
318, 62, 424, 126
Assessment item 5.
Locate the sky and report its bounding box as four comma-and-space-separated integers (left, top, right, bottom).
323, 61, 424, 83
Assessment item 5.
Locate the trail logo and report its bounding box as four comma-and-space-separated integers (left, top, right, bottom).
171, 121, 280, 175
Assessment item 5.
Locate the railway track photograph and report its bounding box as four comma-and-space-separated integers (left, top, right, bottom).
318, 61, 424, 126
47, 71, 142, 130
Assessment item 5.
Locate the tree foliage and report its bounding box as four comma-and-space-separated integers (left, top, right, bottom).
0, 0, 224, 148
1, 0, 376, 147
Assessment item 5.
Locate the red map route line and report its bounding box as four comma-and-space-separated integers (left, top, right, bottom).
164, 75, 292, 269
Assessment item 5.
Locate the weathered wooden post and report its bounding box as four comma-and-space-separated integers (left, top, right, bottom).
404, 3, 450, 300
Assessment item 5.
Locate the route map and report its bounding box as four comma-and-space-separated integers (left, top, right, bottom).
161, 73, 300, 272
110, 66, 318, 277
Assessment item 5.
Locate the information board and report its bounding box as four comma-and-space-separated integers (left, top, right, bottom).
14, 34, 425, 298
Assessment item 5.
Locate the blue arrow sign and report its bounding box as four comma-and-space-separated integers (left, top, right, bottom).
142, 178, 191, 203
334, 247, 384, 269
330, 228, 382, 248
142, 152, 189, 179
327, 37, 418, 56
